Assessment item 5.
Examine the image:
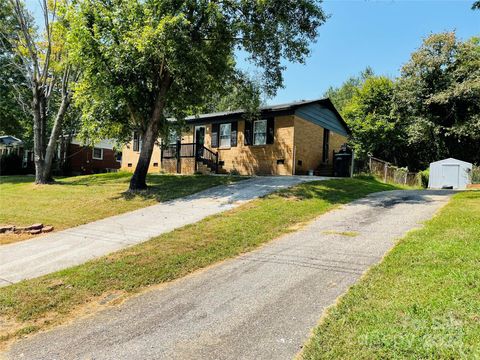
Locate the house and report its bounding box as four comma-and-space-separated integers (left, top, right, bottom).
0, 135, 24, 156
58, 136, 122, 175
121, 98, 350, 176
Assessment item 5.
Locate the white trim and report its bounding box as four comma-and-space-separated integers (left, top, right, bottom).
219, 123, 231, 148
92, 147, 104, 160
253, 119, 267, 146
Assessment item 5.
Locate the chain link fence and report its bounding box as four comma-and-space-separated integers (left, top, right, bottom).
368, 156, 420, 187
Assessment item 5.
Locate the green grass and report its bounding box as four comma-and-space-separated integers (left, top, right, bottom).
0, 172, 241, 245
0, 177, 402, 343
301, 191, 480, 360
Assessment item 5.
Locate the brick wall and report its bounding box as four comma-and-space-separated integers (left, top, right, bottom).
121, 141, 162, 173
67, 144, 120, 175
293, 116, 348, 175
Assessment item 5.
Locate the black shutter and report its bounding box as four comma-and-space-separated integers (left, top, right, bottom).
133, 131, 139, 152
231, 121, 238, 147
211, 123, 219, 148
267, 118, 275, 144
244, 120, 253, 145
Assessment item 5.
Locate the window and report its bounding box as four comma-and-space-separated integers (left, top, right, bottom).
253, 119, 267, 145
92, 147, 103, 160
133, 132, 140, 152
219, 123, 231, 148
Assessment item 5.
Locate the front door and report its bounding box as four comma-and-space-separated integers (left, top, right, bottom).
195, 126, 206, 158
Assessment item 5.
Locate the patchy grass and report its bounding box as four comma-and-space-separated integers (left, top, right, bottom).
0, 172, 241, 245
322, 230, 359, 237
0, 177, 402, 344
301, 191, 480, 359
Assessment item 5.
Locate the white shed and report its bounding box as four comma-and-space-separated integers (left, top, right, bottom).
428, 158, 472, 189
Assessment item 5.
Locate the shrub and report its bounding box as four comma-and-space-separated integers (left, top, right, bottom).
472, 165, 480, 184
418, 168, 430, 188
0, 153, 23, 175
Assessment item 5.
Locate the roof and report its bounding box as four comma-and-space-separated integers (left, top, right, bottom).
430, 158, 472, 166
0, 135, 23, 147
184, 98, 350, 134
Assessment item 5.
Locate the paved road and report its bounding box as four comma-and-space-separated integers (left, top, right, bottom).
0, 176, 326, 286
3, 190, 453, 360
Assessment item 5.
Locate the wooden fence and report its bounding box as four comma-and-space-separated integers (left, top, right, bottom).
369, 156, 420, 187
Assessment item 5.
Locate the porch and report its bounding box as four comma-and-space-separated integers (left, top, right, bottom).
161, 142, 224, 175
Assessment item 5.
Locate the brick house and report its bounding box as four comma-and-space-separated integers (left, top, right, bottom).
60, 137, 121, 175
121, 98, 350, 176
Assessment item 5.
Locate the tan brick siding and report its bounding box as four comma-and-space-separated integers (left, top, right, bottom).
328, 132, 347, 163
208, 115, 294, 175
121, 141, 162, 173
293, 116, 348, 175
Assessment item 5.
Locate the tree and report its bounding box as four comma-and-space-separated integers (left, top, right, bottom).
0, 2, 30, 143
68, 0, 327, 190
342, 76, 408, 165
396, 33, 480, 168
323, 67, 374, 115
3, 0, 77, 184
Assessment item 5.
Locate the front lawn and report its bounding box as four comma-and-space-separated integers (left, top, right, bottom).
0, 172, 241, 245
301, 191, 480, 359
0, 177, 402, 345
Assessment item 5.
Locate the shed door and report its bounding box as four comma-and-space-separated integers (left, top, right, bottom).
442, 164, 460, 188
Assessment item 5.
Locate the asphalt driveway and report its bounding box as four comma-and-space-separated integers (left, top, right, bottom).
3, 190, 452, 360
0, 176, 325, 286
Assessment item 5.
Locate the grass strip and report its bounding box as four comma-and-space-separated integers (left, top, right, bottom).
301, 191, 480, 359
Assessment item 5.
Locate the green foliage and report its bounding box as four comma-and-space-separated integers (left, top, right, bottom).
324, 66, 373, 115
343, 76, 408, 163
0, 2, 30, 143
471, 165, 480, 184
68, 0, 327, 142
327, 33, 480, 171
396, 33, 480, 169
418, 168, 430, 188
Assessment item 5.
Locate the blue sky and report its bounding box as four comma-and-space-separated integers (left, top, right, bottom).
30, 0, 478, 105
258, 0, 480, 104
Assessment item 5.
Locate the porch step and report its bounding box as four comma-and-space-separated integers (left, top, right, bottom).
314, 164, 333, 177
196, 163, 215, 175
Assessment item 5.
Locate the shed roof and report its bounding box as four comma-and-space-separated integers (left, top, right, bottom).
430, 158, 472, 166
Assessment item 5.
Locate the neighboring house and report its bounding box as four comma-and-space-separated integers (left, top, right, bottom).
59, 137, 122, 175
0, 135, 23, 156
121, 98, 350, 176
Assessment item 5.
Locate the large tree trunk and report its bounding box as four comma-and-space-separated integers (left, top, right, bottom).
32, 84, 49, 184
129, 119, 160, 190
43, 95, 70, 181
129, 72, 172, 191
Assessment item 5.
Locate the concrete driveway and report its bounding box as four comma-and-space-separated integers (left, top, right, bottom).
0, 176, 325, 286
3, 190, 453, 360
